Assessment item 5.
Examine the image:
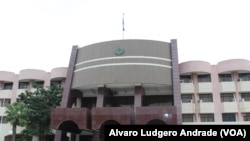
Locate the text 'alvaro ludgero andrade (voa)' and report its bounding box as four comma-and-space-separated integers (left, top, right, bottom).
104, 125, 250, 141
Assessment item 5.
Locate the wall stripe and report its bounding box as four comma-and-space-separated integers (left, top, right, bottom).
74, 63, 172, 72
75, 56, 171, 66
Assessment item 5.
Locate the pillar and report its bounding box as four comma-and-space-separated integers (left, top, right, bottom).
96, 87, 106, 107
54, 130, 67, 141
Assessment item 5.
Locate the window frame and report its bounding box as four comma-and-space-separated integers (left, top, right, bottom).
222, 113, 236, 122
200, 114, 214, 122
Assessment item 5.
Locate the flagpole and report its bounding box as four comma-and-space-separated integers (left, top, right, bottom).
122, 13, 125, 40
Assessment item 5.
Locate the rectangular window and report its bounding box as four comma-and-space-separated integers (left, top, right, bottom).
243, 113, 250, 121
199, 94, 213, 102
182, 114, 194, 122
200, 114, 214, 122
0, 116, 7, 124
219, 74, 232, 82
222, 113, 236, 122
33, 81, 44, 88
198, 74, 211, 82
143, 95, 172, 106
0, 99, 11, 107
18, 82, 29, 89
238, 73, 250, 81
3, 82, 13, 90
181, 94, 193, 103
109, 96, 134, 108
180, 75, 192, 83
221, 93, 235, 102
241, 93, 250, 101
81, 97, 96, 109
51, 80, 62, 87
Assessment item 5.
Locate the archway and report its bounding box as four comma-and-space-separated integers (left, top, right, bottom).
58, 120, 81, 134
147, 119, 167, 125
99, 120, 120, 141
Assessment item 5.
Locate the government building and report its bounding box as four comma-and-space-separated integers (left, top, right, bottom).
0, 39, 250, 141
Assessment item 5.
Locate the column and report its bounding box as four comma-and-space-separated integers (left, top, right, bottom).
134, 86, 144, 110
70, 133, 76, 141
54, 130, 67, 141
76, 97, 82, 108
96, 87, 106, 107
92, 130, 99, 141
233, 72, 242, 121
192, 73, 200, 122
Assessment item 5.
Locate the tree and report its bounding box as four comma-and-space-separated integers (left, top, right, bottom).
5, 102, 28, 141
18, 84, 63, 141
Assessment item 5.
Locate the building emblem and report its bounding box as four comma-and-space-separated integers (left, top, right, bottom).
115, 47, 125, 56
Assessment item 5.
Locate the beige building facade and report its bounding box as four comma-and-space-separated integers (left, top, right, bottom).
0, 39, 250, 141
180, 59, 250, 124
0, 68, 67, 141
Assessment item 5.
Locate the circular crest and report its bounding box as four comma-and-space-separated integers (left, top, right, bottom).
115, 47, 125, 56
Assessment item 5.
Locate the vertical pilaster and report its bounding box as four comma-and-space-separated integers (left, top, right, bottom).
54, 130, 67, 141
61, 45, 79, 108
211, 65, 222, 122
192, 73, 200, 122
76, 97, 82, 108
134, 86, 144, 110
55, 46, 79, 141
96, 87, 106, 107
170, 39, 182, 124
92, 130, 99, 141
70, 134, 76, 141
11, 75, 19, 103
76, 135, 80, 141
233, 72, 242, 121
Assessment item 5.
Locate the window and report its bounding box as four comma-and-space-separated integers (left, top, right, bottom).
219, 74, 232, 82
221, 93, 235, 102
3, 82, 13, 90
181, 94, 193, 103
51, 80, 62, 87
200, 114, 214, 122
18, 82, 29, 89
0, 99, 11, 107
182, 114, 194, 122
198, 74, 211, 82
81, 97, 96, 109
243, 113, 250, 121
198, 94, 213, 102
180, 75, 192, 83
33, 81, 44, 88
106, 96, 134, 108
241, 93, 250, 101
222, 113, 236, 122
16, 98, 21, 103
143, 95, 172, 106
238, 73, 250, 81
0, 116, 7, 124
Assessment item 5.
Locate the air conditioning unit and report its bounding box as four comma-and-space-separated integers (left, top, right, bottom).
188, 99, 193, 103
198, 99, 203, 103
180, 80, 184, 83
238, 78, 243, 81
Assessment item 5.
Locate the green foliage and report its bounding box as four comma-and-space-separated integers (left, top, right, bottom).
5, 102, 28, 127
18, 83, 63, 140
5, 102, 28, 141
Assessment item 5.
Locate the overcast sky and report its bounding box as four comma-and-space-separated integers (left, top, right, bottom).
0, 0, 250, 73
